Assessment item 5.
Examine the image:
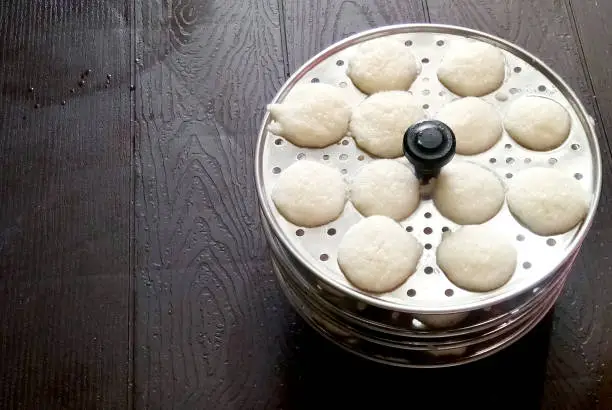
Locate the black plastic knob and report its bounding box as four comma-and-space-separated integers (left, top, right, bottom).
403, 120, 456, 183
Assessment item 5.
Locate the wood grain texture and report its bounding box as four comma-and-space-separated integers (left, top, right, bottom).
133, 0, 292, 408
426, 0, 612, 408
4, 0, 612, 408
0, 1, 132, 409
566, 1, 612, 406
283, 0, 427, 73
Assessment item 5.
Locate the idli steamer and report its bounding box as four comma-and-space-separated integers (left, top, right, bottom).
255, 24, 602, 367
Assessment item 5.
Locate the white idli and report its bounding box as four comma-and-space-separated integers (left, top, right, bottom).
349, 159, 420, 221
504, 96, 571, 151
268, 83, 351, 148
337, 215, 422, 293
506, 167, 589, 236
428, 346, 467, 357
350, 91, 426, 158
271, 160, 347, 227
415, 312, 469, 329
347, 37, 419, 95
436, 97, 502, 155
437, 40, 505, 96
437, 225, 517, 292
433, 161, 505, 225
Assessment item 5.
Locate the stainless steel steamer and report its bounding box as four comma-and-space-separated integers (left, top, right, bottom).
255, 24, 602, 367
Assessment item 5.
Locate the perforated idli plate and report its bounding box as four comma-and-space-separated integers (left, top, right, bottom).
255, 24, 601, 314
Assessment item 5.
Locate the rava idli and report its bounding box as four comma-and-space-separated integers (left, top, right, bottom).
437, 225, 517, 292
438, 40, 506, 97
347, 37, 419, 94
268, 83, 351, 148
433, 161, 505, 225
435, 97, 502, 155
349, 159, 420, 221
506, 167, 589, 236
337, 215, 422, 293
504, 96, 571, 151
271, 160, 347, 227
350, 91, 426, 158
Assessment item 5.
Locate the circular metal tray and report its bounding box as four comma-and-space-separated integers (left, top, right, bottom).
273, 241, 569, 348
273, 249, 566, 349
263, 211, 572, 340
273, 254, 564, 367
256, 24, 601, 314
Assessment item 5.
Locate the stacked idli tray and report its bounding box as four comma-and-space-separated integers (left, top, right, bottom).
255, 24, 602, 367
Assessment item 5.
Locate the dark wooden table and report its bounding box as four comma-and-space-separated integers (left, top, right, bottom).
1, 0, 612, 408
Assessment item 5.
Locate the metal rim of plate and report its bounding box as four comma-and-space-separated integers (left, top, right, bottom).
268, 219, 571, 348
262, 212, 575, 340
272, 254, 564, 368
274, 258, 563, 366
267, 212, 570, 349
255, 23, 602, 315
273, 248, 566, 350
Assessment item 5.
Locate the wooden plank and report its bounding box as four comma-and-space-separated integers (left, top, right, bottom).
566, 0, 612, 142
133, 0, 289, 408
565, 1, 612, 406
283, 0, 427, 73
0, 1, 132, 408
426, 0, 612, 408
132, 0, 612, 407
